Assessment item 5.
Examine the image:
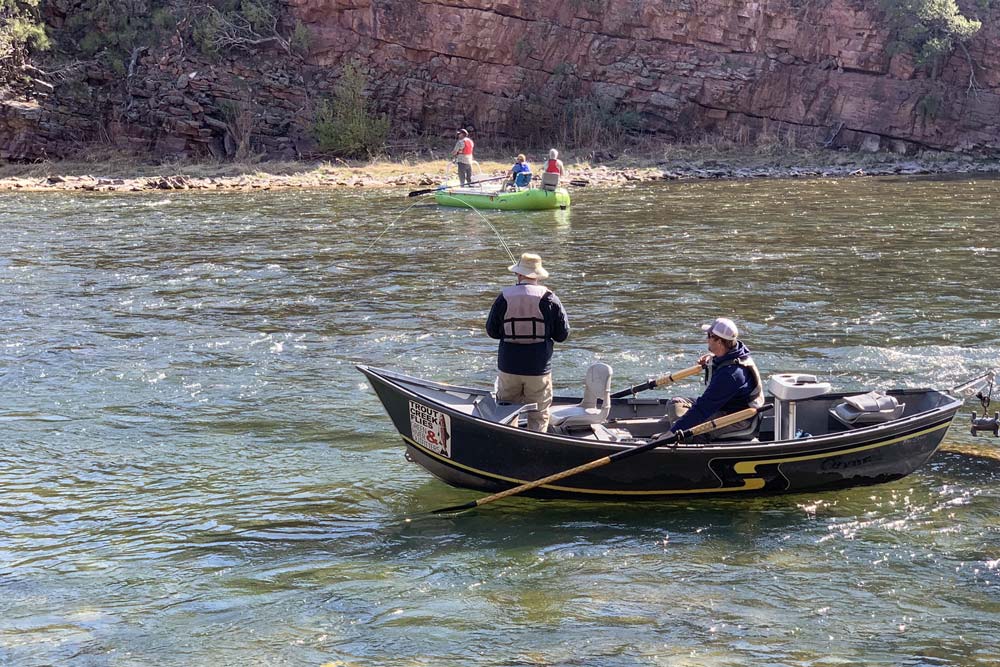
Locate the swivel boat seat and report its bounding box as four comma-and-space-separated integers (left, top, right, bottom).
710, 411, 764, 442
549, 363, 613, 431
540, 171, 560, 191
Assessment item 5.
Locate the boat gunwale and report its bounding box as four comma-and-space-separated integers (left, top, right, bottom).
357, 364, 963, 454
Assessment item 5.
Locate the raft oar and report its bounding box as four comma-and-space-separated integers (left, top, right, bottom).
407, 176, 505, 197
431, 405, 767, 515
610, 364, 703, 399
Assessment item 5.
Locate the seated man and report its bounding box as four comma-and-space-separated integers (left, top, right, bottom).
666, 317, 764, 442
505, 154, 532, 190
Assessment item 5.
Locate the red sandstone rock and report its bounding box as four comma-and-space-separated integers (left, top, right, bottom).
2, 0, 999, 160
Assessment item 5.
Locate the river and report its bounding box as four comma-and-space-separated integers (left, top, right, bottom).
1, 176, 998, 666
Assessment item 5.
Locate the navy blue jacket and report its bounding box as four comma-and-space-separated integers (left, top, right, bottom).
672, 341, 759, 432
485, 286, 570, 375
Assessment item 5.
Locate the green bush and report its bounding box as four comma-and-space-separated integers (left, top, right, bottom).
313, 63, 389, 158
880, 0, 982, 68
0, 0, 50, 77
290, 20, 311, 56
54, 0, 176, 73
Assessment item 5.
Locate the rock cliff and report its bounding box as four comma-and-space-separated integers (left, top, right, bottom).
2, 0, 999, 161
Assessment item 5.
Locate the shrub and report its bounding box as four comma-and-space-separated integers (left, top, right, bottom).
0, 0, 50, 79
313, 63, 389, 158
290, 20, 311, 56
880, 0, 982, 69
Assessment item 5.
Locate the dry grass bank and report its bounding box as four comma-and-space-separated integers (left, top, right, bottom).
2, 139, 998, 192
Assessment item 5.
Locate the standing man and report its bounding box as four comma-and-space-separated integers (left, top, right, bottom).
486, 252, 570, 432
451, 128, 475, 187
667, 317, 764, 441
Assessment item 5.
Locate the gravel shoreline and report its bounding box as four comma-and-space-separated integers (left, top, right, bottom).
2, 155, 999, 193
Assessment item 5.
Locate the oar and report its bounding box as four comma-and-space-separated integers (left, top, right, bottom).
407, 176, 506, 197
610, 364, 703, 399
431, 405, 767, 514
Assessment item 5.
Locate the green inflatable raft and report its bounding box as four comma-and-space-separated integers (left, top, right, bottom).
434, 186, 570, 210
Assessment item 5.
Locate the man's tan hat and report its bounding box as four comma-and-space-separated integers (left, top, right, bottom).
508, 252, 549, 279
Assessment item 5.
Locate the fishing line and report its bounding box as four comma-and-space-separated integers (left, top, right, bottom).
362, 199, 431, 254
433, 193, 517, 264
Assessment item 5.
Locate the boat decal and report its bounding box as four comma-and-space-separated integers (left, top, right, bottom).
731, 421, 949, 476
408, 401, 452, 458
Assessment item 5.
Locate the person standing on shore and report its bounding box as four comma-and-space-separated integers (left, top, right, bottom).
451, 129, 475, 187
486, 253, 570, 433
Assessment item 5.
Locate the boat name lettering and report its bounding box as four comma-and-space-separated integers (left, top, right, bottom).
821, 455, 875, 471
408, 401, 452, 458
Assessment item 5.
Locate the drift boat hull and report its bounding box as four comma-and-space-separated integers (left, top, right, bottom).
357, 365, 968, 500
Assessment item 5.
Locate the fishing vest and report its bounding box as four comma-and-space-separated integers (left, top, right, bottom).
706, 355, 765, 409
500, 283, 551, 344
545, 159, 560, 173
459, 138, 474, 155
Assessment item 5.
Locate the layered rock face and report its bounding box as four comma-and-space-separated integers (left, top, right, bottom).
292, 0, 1000, 153
3, 0, 999, 160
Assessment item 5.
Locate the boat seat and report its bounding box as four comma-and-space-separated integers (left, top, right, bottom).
496, 402, 538, 426
550, 363, 613, 429
830, 391, 905, 428
712, 411, 763, 442
540, 172, 560, 191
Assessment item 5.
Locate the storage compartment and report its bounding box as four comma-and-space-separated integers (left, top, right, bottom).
768, 373, 832, 401
768, 374, 833, 441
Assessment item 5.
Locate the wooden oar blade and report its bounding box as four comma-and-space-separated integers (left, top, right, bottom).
407, 188, 435, 197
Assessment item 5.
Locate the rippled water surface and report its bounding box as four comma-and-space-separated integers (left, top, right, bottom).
2, 176, 999, 666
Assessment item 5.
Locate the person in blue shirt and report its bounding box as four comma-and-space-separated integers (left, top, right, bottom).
486, 253, 570, 432
667, 317, 764, 441
504, 154, 532, 190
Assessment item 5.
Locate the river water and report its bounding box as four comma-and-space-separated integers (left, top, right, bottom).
1, 177, 999, 666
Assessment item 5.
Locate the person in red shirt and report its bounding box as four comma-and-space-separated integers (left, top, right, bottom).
540, 148, 566, 190
544, 148, 565, 176
451, 129, 475, 186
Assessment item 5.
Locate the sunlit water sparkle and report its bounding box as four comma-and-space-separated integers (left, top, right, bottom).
1, 176, 999, 666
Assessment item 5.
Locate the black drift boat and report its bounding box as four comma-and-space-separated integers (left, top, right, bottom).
358, 364, 992, 500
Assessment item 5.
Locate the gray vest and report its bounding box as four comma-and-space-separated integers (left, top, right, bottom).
501, 283, 550, 344
707, 355, 765, 408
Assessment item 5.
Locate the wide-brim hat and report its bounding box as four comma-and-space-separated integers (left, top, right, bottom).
701, 317, 739, 341
508, 252, 549, 279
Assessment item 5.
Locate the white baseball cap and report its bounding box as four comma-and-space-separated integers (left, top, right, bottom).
701, 317, 739, 341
